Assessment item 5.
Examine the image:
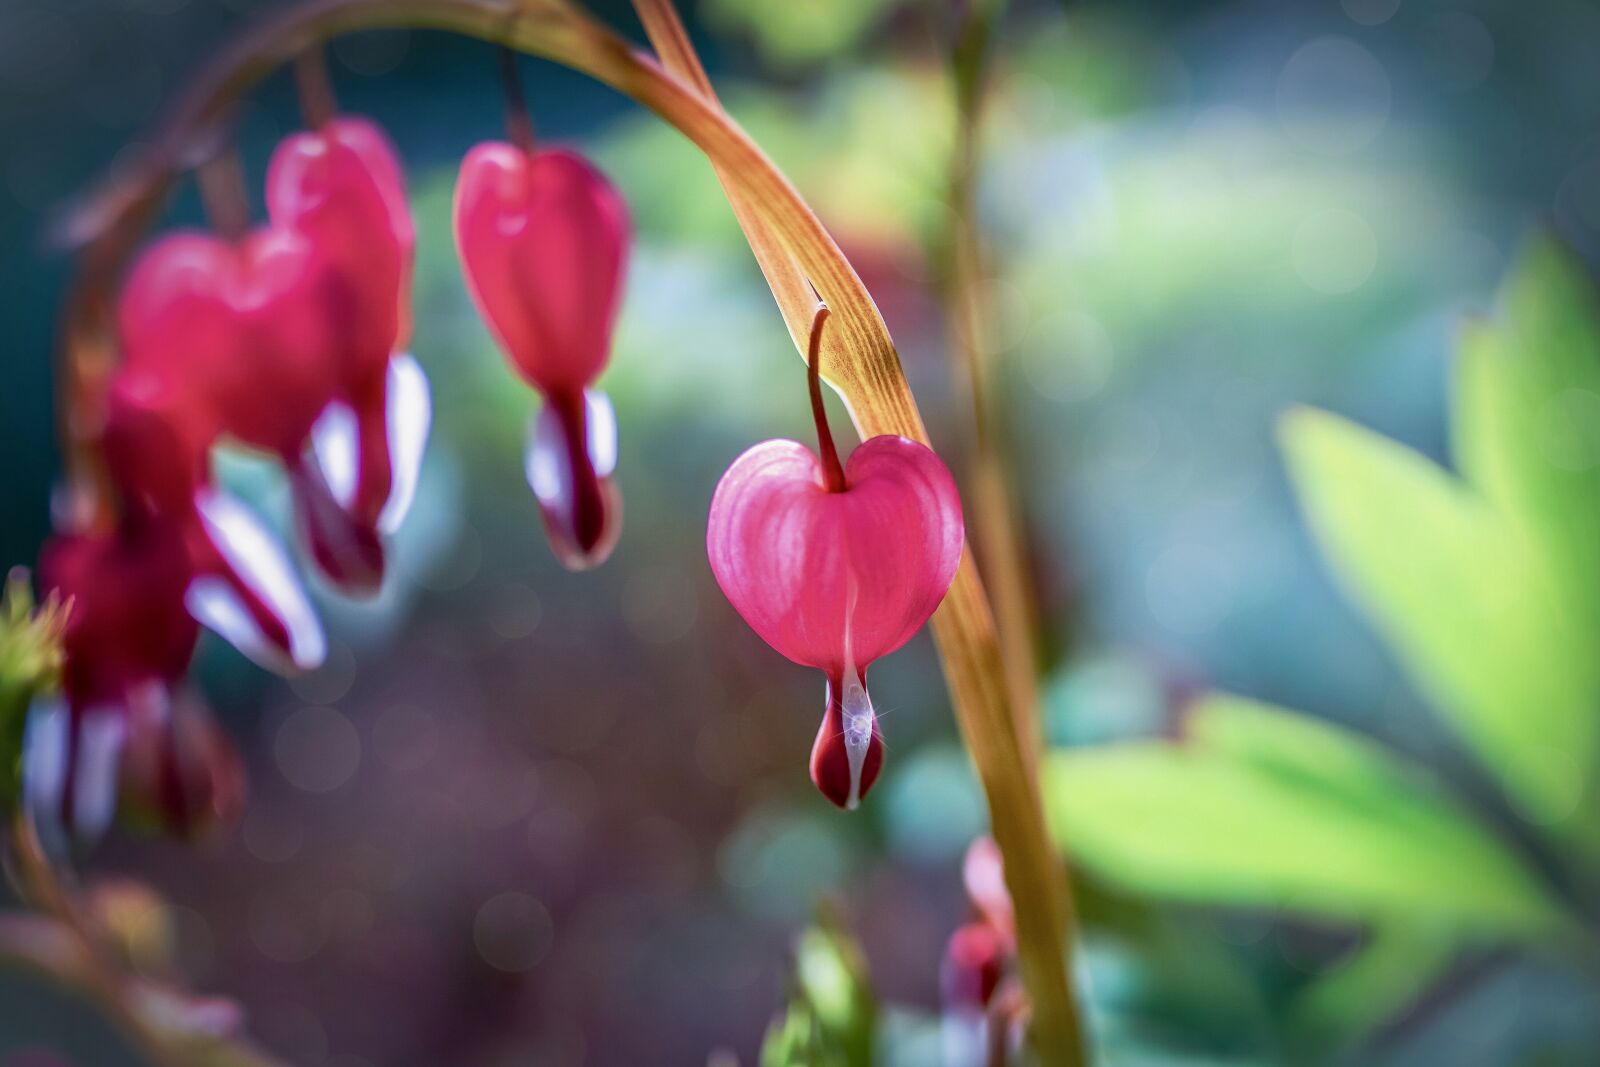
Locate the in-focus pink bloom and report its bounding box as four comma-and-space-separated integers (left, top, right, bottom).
706, 308, 964, 808
454, 144, 629, 569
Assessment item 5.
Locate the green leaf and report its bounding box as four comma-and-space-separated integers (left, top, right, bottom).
1044, 695, 1565, 937
1454, 236, 1600, 632
1288, 923, 1455, 1047
1279, 406, 1598, 833
760, 909, 877, 1067
0, 569, 66, 809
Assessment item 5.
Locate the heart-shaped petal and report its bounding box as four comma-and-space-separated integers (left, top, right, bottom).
119, 230, 342, 459
706, 435, 963, 675
454, 145, 629, 394
266, 116, 413, 372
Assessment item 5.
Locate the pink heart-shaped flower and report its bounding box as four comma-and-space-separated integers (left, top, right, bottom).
707, 433, 963, 807
708, 436, 963, 673
454, 144, 628, 395
118, 229, 341, 461
269, 117, 428, 547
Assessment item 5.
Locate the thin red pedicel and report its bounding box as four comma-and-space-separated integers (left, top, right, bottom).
706, 306, 965, 808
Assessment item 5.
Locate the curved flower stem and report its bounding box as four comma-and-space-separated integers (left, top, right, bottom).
55, 0, 1086, 1061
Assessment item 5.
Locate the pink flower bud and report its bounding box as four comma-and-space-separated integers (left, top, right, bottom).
118, 687, 246, 841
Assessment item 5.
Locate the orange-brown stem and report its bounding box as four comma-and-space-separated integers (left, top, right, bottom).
806, 304, 846, 493
195, 150, 249, 242
294, 46, 337, 129
499, 45, 537, 155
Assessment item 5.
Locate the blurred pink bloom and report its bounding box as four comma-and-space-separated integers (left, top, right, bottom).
455, 145, 629, 569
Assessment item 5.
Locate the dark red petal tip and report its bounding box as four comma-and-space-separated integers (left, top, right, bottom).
525, 389, 621, 571
808, 671, 885, 810
291, 458, 386, 596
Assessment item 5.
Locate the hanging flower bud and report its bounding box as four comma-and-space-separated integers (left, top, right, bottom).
118, 687, 246, 840
454, 143, 629, 569
706, 308, 964, 808
267, 115, 432, 580
29, 523, 197, 843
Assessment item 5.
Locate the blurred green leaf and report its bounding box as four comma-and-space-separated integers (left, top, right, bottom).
1288, 923, 1455, 1049
760, 909, 877, 1067
1454, 236, 1600, 632
0, 569, 65, 808
1045, 695, 1565, 936
1279, 405, 1598, 833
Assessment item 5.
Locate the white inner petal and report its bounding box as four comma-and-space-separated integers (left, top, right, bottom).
194, 490, 326, 672
311, 401, 359, 511
840, 668, 875, 812
22, 698, 67, 830
585, 389, 618, 478
380, 352, 432, 534
74, 703, 130, 842
525, 407, 569, 508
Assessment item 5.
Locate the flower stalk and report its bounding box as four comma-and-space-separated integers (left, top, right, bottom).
54, 0, 1087, 1061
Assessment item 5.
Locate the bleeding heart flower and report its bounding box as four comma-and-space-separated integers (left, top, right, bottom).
268, 115, 432, 570
118, 229, 342, 462
30, 523, 197, 843
101, 370, 326, 676
454, 143, 628, 569
940, 837, 1022, 1066
706, 308, 964, 808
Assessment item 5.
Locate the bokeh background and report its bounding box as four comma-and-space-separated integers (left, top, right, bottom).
4, 0, 1600, 1064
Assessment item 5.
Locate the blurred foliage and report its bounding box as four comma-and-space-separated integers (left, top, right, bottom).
1050, 694, 1563, 933
1047, 236, 1600, 1057
759, 909, 877, 1067
0, 569, 64, 809
703, 0, 909, 69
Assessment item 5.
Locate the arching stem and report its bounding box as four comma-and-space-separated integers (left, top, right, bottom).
293, 45, 337, 129
498, 45, 537, 155
806, 304, 846, 493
